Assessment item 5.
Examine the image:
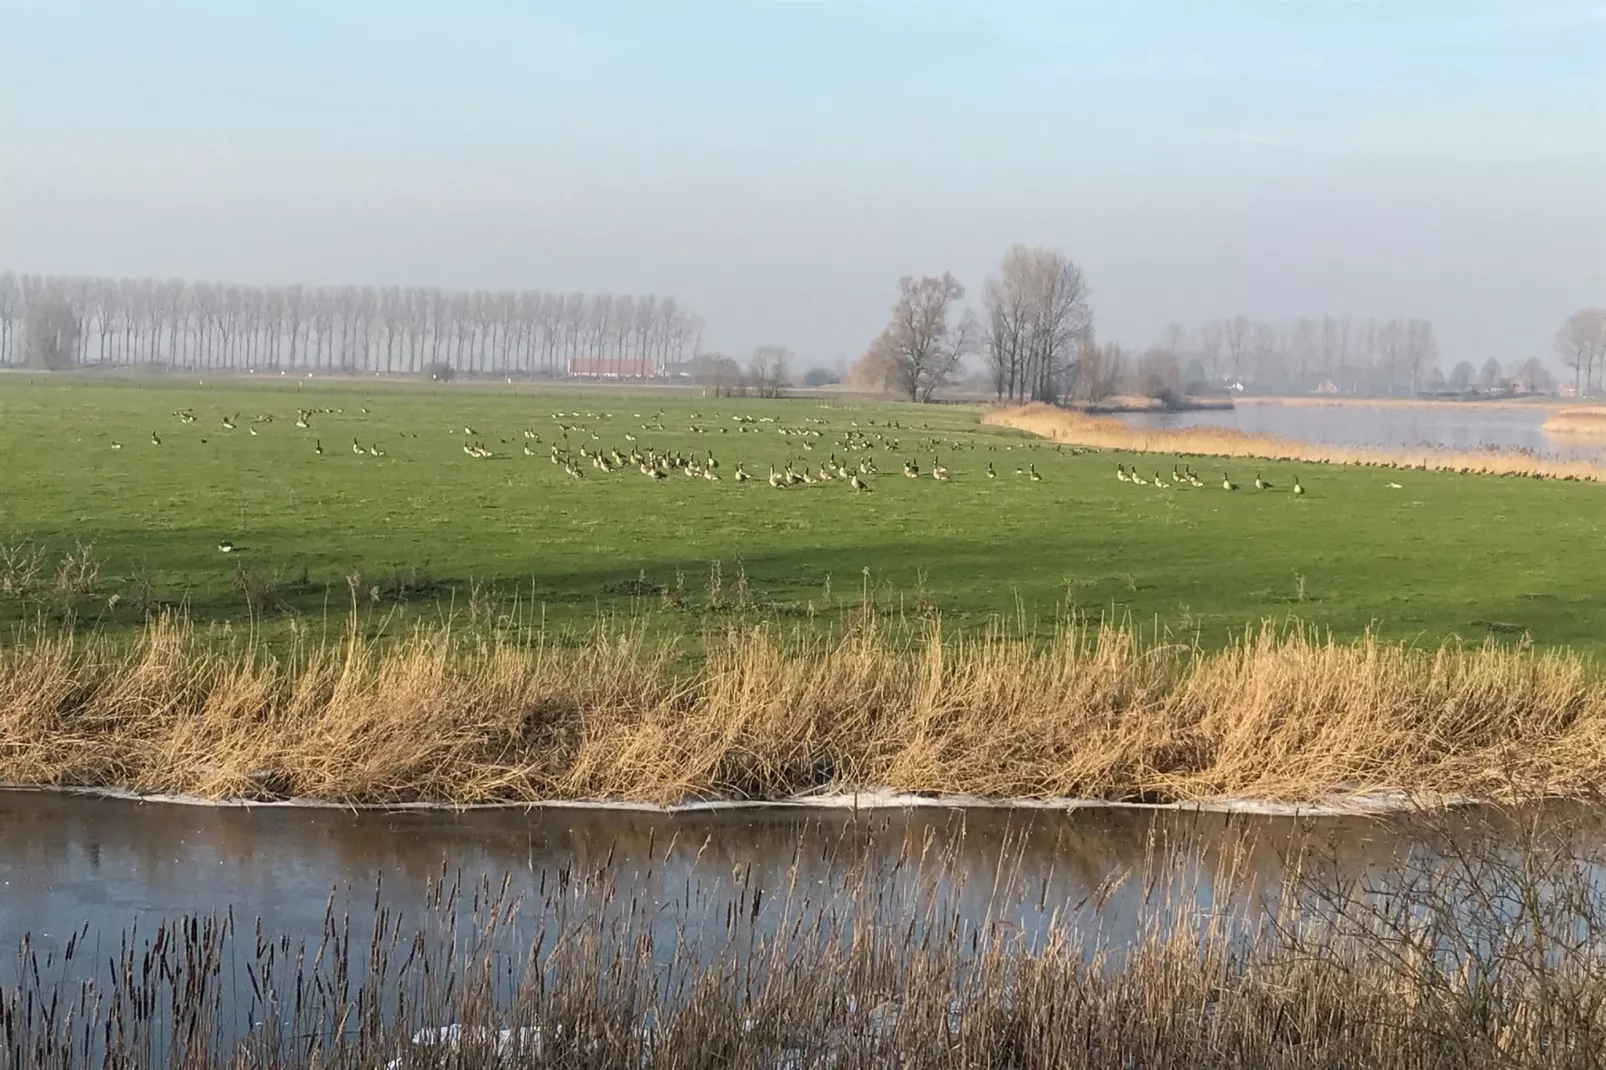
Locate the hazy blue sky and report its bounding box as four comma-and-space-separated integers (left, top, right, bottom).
2, 0, 1602, 368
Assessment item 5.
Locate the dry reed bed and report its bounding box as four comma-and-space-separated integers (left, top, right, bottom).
1544, 407, 1606, 438
8, 822, 1606, 1068
3, 614, 1606, 805
986, 402, 1606, 481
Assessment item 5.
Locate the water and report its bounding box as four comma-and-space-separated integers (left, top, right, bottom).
1119, 402, 1606, 462
2, 791, 1599, 1060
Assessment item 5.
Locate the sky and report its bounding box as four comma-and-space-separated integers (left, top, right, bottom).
1, 0, 1602, 369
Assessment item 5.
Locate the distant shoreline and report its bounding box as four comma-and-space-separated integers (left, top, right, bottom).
1237, 394, 1572, 413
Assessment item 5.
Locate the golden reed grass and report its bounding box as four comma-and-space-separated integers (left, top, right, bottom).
3, 612, 1605, 805
986, 402, 1606, 482
1543, 407, 1606, 437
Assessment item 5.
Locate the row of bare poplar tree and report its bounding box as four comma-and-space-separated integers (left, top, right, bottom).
0, 272, 705, 377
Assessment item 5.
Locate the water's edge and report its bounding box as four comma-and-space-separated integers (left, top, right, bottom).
0, 782, 1477, 816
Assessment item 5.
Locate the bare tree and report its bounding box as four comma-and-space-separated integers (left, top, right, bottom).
1479, 357, 1503, 389
1134, 347, 1182, 403
747, 344, 793, 398
1395, 318, 1437, 394
1066, 333, 1125, 403
1223, 315, 1252, 384
982, 246, 1093, 403
863, 273, 976, 402
22, 290, 81, 370
1555, 309, 1606, 397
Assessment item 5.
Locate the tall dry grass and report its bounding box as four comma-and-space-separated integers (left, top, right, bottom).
1544, 407, 1606, 438
4, 610, 1606, 805
987, 402, 1606, 481
8, 812, 1606, 1068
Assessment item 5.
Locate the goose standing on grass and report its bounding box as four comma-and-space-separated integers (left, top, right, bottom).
769, 466, 784, 489
1255, 472, 1273, 491
315, 440, 324, 455
734, 463, 750, 483
1153, 471, 1168, 489
151, 432, 161, 446
1028, 464, 1042, 482
1130, 469, 1147, 486
1293, 475, 1305, 496
110, 441, 122, 450
1116, 463, 1129, 482
1222, 473, 1239, 491
217, 540, 235, 553
987, 461, 996, 479
932, 457, 949, 481
850, 473, 870, 492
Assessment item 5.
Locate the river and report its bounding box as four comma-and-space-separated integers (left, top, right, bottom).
2, 791, 1598, 1063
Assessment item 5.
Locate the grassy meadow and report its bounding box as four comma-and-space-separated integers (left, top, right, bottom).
2, 374, 1605, 651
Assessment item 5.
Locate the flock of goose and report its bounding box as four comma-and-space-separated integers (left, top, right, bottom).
1117, 462, 1305, 496
132, 402, 1311, 511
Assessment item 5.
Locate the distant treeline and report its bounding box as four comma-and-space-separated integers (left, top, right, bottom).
0, 271, 705, 378
1147, 315, 1551, 397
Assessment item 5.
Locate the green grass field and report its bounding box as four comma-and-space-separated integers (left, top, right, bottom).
1, 374, 1602, 650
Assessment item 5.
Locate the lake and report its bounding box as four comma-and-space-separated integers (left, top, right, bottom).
1120, 401, 1605, 462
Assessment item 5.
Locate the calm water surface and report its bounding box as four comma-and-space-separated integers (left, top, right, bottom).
3, 791, 1601, 1058
1121, 402, 1606, 462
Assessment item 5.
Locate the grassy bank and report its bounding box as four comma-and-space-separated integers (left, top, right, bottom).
6, 379, 1606, 650
7, 814, 1606, 1068
987, 401, 1606, 481
4, 612, 1606, 805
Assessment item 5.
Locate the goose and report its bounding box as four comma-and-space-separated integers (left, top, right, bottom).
704, 468, 721, 481
932, 458, 949, 481
1130, 470, 1147, 486
1293, 476, 1305, 496
1116, 464, 1129, 482
151, 432, 161, 446
734, 464, 750, 483
903, 460, 919, 478
1171, 467, 1184, 484
818, 465, 834, 481
1254, 473, 1273, 491
849, 473, 870, 492
769, 466, 784, 489
294, 415, 310, 429
217, 540, 235, 553
986, 461, 996, 479
1153, 471, 1169, 489
110, 441, 122, 450
1222, 473, 1239, 491
353, 438, 365, 455
369, 445, 384, 457
523, 443, 535, 456
315, 440, 324, 455
1028, 464, 1043, 482
221, 416, 236, 430
248, 427, 258, 436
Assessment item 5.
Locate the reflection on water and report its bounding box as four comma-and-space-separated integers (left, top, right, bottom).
3, 792, 1604, 1060
1120, 403, 1606, 462
0, 791, 1563, 962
